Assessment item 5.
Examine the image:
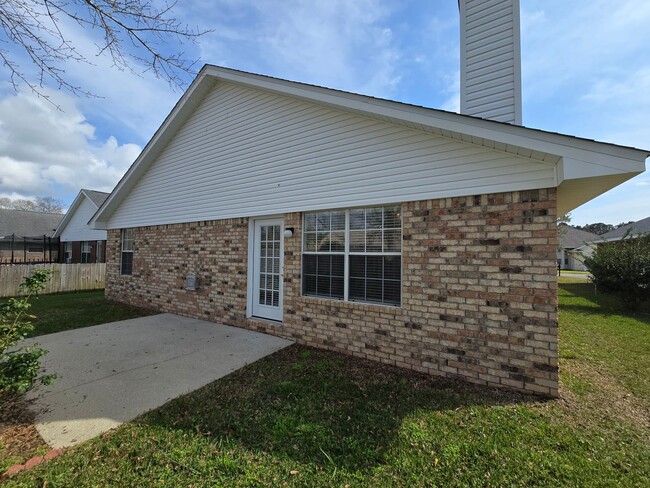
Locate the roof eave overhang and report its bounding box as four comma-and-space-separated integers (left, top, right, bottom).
89, 65, 650, 228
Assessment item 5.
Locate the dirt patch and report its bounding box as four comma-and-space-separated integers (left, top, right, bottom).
0, 393, 47, 468
558, 360, 650, 435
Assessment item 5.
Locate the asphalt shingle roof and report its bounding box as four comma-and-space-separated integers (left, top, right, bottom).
559, 225, 600, 249
601, 215, 650, 240
83, 190, 110, 208
0, 209, 63, 238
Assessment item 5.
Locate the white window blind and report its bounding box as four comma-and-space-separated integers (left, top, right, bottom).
302, 205, 401, 306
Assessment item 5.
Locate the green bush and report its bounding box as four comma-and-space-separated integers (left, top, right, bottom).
0, 269, 55, 395
583, 233, 650, 311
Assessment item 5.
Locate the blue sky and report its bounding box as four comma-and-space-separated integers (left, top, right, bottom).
0, 0, 648, 225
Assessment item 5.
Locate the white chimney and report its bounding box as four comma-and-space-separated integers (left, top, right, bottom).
459, 0, 522, 125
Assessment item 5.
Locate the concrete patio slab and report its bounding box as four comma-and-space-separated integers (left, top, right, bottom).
23, 314, 293, 448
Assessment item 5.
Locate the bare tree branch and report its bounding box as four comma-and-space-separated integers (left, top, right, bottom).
0, 1, 210, 101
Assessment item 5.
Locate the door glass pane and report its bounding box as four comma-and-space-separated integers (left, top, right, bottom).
258, 224, 281, 309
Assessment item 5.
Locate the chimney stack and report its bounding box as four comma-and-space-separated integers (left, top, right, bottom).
459, 0, 522, 125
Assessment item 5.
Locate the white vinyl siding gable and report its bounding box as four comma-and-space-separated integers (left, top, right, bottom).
106, 81, 554, 229
60, 196, 108, 242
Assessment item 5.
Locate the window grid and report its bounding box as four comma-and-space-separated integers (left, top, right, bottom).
302, 206, 401, 306
81, 241, 91, 263
121, 229, 134, 276
258, 225, 281, 307
64, 241, 72, 263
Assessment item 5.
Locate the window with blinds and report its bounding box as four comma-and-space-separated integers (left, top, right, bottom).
121, 229, 134, 275
302, 205, 401, 306
81, 241, 91, 263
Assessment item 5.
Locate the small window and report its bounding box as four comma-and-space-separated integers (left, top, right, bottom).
302, 205, 401, 306
81, 241, 91, 263
121, 229, 134, 275
64, 241, 72, 264
96, 240, 104, 263
28, 246, 43, 253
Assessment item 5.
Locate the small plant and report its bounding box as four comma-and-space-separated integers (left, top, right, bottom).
583, 233, 650, 311
0, 269, 55, 395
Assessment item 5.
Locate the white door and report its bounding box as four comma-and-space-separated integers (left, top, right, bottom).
252, 218, 284, 321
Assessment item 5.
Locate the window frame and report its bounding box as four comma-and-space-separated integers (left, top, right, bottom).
120, 229, 134, 276
80, 241, 91, 263
301, 205, 402, 307
96, 240, 104, 263
64, 241, 72, 264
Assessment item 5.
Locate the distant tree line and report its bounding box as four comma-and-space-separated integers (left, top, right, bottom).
574, 222, 635, 235
0, 196, 64, 213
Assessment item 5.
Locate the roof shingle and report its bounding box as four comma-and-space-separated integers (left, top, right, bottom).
0, 209, 63, 238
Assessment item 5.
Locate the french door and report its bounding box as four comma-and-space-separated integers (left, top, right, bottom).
251, 218, 284, 321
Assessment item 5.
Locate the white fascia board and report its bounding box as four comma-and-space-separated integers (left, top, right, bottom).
557, 157, 645, 185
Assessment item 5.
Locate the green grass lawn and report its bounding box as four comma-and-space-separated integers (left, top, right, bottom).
27, 291, 156, 337
4, 281, 650, 486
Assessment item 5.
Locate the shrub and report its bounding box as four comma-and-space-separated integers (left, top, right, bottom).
0, 269, 55, 395
583, 233, 650, 311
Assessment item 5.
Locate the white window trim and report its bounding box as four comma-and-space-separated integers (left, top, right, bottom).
96, 240, 104, 263
64, 241, 72, 264
81, 241, 91, 263
301, 206, 402, 306
120, 229, 134, 275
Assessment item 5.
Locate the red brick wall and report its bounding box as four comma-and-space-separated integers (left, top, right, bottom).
106, 188, 558, 396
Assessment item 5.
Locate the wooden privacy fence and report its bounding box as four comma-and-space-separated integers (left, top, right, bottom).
0, 263, 106, 297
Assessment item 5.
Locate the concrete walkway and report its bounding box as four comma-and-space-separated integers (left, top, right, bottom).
23, 314, 293, 448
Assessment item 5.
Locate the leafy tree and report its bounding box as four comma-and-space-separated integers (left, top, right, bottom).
583, 233, 650, 311
34, 196, 64, 213
0, 0, 209, 98
575, 223, 615, 235
557, 214, 571, 250
0, 269, 55, 395
0, 196, 64, 213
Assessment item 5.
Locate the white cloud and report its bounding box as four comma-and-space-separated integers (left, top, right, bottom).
195, 0, 403, 99
440, 70, 460, 112
0, 89, 141, 200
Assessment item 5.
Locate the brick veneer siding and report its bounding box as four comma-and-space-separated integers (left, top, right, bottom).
106, 188, 558, 396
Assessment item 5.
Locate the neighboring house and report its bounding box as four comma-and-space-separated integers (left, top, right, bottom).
557, 225, 599, 271
89, 0, 648, 397
0, 209, 62, 263
53, 189, 109, 263
599, 215, 650, 242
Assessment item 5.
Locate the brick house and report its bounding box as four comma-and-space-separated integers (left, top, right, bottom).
53, 189, 109, 263
89, 1, 648, 397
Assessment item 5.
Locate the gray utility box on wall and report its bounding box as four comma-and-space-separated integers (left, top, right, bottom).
185, 273, 198, 291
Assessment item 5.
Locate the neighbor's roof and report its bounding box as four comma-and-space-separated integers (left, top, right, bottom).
601, 215, 650, 241
83, 189, 110, 208
89, 65, 649, 229
52, 189, 110, 238
0, 209, 63, 238
559, 225, 599, 249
